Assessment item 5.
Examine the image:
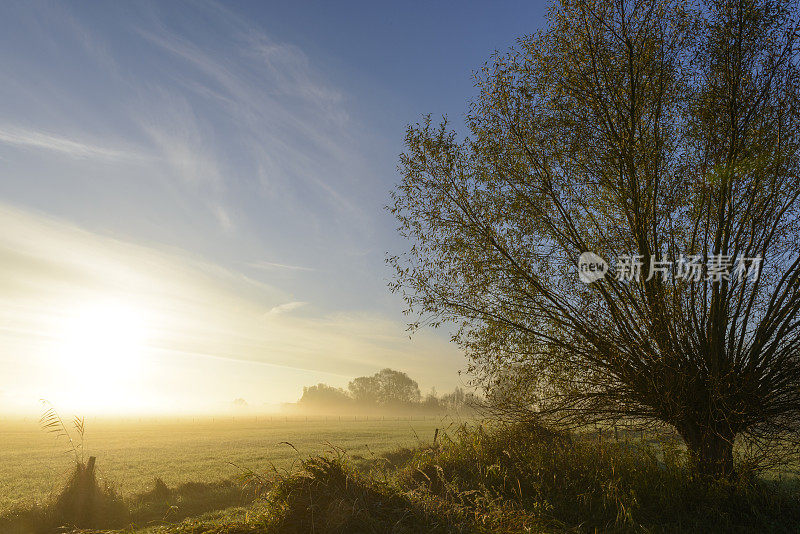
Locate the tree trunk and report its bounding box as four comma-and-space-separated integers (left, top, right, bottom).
681, 428, 735, 479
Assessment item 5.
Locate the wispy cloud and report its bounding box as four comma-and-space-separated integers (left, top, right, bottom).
135, 12, 368, 220
247, 260, 316, 272
0, 125, 139, 161
211, 205, 234, 231
267, 301, 307, 316
0, 0, 377, 247
136, 91, 223, 187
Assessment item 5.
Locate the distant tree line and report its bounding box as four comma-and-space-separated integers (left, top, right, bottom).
293, 368, 477, 415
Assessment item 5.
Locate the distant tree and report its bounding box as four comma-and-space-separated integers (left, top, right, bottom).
376, 369, 421, 405
390, 0, 800, 478
440, 388, 466, 412
421, 388, 442, 411
347, 375, 381, 405
440, 387, 479, 413
348, 368, 421, 406
298, 383, 351, 408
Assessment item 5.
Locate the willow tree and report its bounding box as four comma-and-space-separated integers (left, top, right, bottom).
389, 0, 800, 477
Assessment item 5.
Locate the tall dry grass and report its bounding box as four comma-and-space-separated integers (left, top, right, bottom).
186, 423, 800, 533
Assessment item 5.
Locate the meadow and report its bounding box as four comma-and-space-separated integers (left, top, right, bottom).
0, 415, 444, 513
4, 417, 800, 533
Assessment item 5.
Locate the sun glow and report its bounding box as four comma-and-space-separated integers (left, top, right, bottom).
50, 300, 152, 411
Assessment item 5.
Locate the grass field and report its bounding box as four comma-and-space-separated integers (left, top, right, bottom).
4, 418, 800, 533
114, 423, 800, 534
0, 415, 446, 513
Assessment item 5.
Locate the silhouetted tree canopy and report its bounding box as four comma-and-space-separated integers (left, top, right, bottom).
390, 0, 800, 477
298, 383, 352, 408
293, 370, 474, 414
348, 368, 421, 406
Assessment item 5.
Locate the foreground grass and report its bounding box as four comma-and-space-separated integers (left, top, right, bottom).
7, 423, 800, 533
397, 426, 800, 532
68, 424, 799, 534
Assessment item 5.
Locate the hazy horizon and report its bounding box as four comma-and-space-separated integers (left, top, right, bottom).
0, 1, 546, 416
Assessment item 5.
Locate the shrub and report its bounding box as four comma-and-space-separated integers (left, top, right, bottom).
260, 455, 482, 533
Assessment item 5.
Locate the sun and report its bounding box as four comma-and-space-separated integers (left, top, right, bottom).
51, 300, 151, 410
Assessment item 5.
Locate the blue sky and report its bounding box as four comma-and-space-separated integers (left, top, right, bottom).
0, 1, 547, 413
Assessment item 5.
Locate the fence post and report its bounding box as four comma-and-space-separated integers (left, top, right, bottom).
86, 456, 96, 474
